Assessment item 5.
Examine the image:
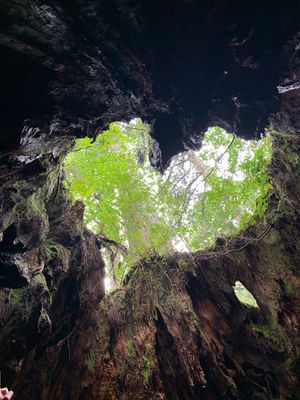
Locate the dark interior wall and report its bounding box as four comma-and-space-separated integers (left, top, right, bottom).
0, 1, 300, 399
0, 0, 299, 163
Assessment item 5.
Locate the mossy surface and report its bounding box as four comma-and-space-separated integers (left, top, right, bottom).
142, 342, 154, 383
282, 281, 295, 296
39, 240, 63, 262
126, 340, 136, 359
251, 319, 291, 353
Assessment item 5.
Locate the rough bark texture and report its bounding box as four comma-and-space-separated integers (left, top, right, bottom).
1, 0, 299, 163
0, 1, 300, 399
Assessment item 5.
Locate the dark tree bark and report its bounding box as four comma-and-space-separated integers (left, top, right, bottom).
0, 1, 300, 399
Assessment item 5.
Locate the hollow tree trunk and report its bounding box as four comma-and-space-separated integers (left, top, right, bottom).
0, 1, 300, 399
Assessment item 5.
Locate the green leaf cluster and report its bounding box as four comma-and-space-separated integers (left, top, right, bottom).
64, 120, 272, 287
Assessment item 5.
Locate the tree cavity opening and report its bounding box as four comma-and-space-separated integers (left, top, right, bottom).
233, 281, 259, 308
63, 119, 272, 290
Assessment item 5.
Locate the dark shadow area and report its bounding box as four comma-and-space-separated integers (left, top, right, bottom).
155, 309, 195, 400
0, 224, 25, 254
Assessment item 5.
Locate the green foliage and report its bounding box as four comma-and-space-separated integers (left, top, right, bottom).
64, 120, 272, 287
177, 127, 272, 250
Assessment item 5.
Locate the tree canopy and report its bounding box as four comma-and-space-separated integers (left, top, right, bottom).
64, 120, 272, 287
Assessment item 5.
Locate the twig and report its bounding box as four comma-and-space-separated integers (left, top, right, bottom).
202, 135, 236, 182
